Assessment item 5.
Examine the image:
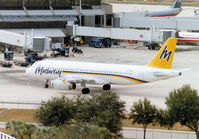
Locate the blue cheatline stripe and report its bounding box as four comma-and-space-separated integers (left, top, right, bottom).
62, 71, 148, 84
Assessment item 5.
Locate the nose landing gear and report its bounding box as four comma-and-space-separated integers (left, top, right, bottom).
72, 83, 76, 90
44, 79, 49, 88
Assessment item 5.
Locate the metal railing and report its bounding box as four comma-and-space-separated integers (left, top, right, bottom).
0, 132, 16, 139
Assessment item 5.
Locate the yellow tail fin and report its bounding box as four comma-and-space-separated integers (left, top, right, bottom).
146, 38, 177, 69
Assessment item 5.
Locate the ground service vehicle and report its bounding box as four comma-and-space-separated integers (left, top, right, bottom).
72, 47, 83, 54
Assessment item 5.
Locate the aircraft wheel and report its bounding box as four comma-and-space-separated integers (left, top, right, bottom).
151, 45, 156, 50
72, 83, 76, 90
103, 84, 111, 90
82, 88, 90, 94
44, 79, 49, 88
44, 84, 49, 88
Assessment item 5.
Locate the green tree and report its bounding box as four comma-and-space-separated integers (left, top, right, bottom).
35, 124, 113, 139
74, 95, 97, 123
75, 91, 126, 137
23, 123, 37, 139
6, 120, 36, 139
92, 91, 126, 137
34, 92, 125, 137
6, 120, 26, 139
129, 98, 158, 139
166, 85, 199, 139
156, 109, 174, 129
35, 127, 57, 139
34, 96, 75, 126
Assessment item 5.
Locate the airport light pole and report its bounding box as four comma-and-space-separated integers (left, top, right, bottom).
79, 0, 82, 26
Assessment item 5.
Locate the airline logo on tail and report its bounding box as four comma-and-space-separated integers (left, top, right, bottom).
146, 38, 177, 69
160, 46, 173, 62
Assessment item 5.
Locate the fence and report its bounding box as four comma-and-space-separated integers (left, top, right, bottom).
122, 127, 196, 139
0, 132, 16, 139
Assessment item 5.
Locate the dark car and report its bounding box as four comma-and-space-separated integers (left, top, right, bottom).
89, 39, 103, 48
102, 38, 112, 48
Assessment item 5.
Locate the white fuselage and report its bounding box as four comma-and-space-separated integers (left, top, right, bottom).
147, 7, 181, 17
26, 60, 181, 85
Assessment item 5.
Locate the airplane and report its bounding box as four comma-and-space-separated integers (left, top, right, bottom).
146, 0, 182, 17
177, 32, 199, 46
26, 38, 181, 94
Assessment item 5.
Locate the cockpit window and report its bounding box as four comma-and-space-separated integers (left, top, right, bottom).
31, 62, 39, 68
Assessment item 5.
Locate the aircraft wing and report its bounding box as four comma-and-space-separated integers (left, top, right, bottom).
60, 74, 110, 85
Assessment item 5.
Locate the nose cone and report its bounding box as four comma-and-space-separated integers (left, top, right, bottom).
26, 67, 32, 75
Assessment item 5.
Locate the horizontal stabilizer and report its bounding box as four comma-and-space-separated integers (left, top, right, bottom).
176, 68, 192, 72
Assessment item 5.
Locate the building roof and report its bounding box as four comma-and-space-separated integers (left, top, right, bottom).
2, 28, 66, 38
0, 0, 101, 10
0, 9, 79, 16
0, 10, 77, 22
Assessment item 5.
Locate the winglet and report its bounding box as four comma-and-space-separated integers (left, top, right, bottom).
146, 38, 178, 69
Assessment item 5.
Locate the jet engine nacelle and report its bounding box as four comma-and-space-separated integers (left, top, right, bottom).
51, 78, 76, 90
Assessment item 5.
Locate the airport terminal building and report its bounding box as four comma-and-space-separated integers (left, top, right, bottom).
0, 0, 106, 28
0, 0, 115, 45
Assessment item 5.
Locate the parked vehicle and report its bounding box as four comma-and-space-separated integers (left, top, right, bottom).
72, 47, 83, 54
0, 60, 12, 68
14, 60, 29, 67
4, 51, 13, 61
52, 48, 70, 57
89, 39, 103, 48
144, 42, 160, 50
102, 38, 112, 47
25, 53, 44, 65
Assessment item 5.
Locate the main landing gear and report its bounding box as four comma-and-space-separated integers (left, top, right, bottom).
81, 84, 111, 94
82, 88, 90, 94
103, 84, 111, 90
44, 79, 49, 88
81, 82, 90, 94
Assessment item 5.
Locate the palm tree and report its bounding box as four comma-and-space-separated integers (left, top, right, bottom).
6, 120, 26, 139
23, 123, 37, 139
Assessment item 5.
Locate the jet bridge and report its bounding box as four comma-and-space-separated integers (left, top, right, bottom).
67, 25, 175, 44
0, 30, 51, 51
114, 13, 199, 31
